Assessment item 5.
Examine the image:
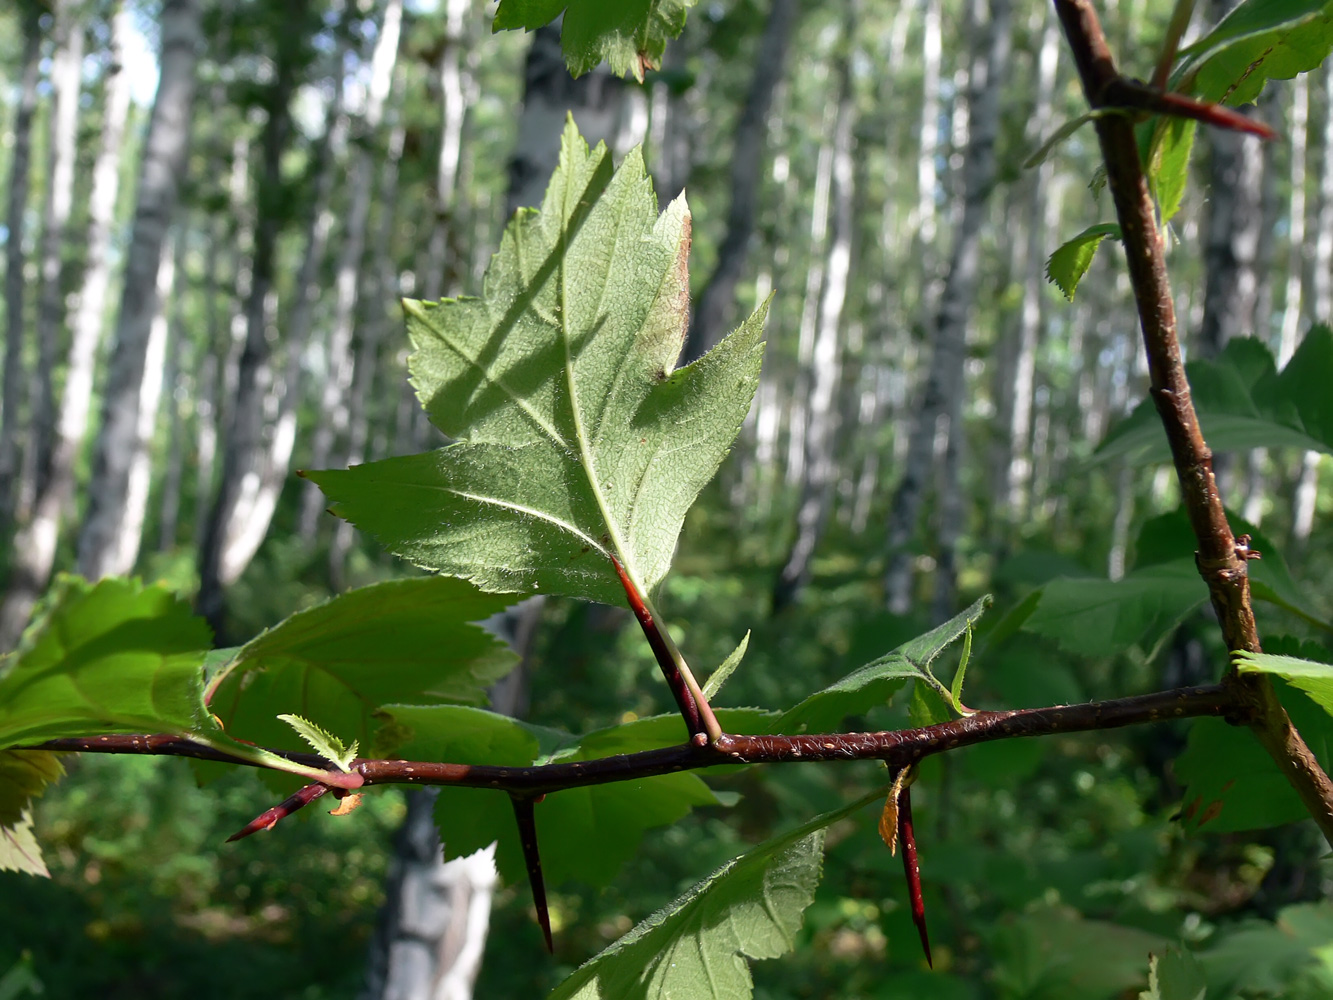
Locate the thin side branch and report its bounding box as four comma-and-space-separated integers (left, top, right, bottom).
31, 683, 1232, 795
1053, 0, 1333, 842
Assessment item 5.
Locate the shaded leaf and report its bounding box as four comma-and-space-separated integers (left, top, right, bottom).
1146, 117, 1196, 224
0, 576, 212, 748
1047, 223, 1121, 301
547, 791, 880, 1000
1198, 901, 1333, 995
494, 0, 697, 81
207, 577, 518, 760
0, 750, 64, 827
1022, 561, 1205, 660
1096, 328, 1333, 465
778, 597, 990, 733
309, 121, 765, 610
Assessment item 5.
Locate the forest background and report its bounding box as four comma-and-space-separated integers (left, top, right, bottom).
3, 0, 1333, 997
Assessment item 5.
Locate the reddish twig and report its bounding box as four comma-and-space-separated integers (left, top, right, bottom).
898, 786, 931, 968
1053, 0, 1333, 844
1101, 77, 1276, 140
227, 782, 329, 842
510, 794, 554, 953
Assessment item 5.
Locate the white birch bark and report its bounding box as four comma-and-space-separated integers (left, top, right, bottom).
884, 0, 1010, 615
1, 6, 133, 645
773, 33, 854, 610
26, 0, 86, 508
298, 0, 403, 538
77, 0, 202, 581
0, 3, 44, 535
683, 0, 798, 363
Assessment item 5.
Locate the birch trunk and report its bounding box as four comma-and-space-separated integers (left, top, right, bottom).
0, 3, 44, 536
1, 6, 133, 645
682, 0, 798, 363
773, 25, 854, 611
77, 0, 202, 581
197, 10, 305, 631
883, 0, 1010, 615
298, 0, 403, 539
26, 0, 85, 509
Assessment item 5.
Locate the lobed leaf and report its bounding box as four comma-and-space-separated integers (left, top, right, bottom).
777, 597, 990, 734
308, 120, 766, 611
206, 577, 519, 761
547, 791, 881, 1000
493, 0, 697, 82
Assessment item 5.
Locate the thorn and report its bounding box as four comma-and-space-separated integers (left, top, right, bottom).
511, 794, 554, 953
227, 783, 329, 842
1102, 77, 1277, 140
898, 786, 932, 968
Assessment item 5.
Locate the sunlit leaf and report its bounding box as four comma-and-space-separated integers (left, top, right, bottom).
547, 791, 880, 1000
1234, 650, 1333, 716
308, 120, 765, 611
0, 810, 48, 877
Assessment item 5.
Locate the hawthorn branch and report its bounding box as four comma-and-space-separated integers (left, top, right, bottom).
30, 683, 1232, 794
1053, 0, 1333, 843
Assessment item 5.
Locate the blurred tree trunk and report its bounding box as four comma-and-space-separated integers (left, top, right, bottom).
157, 242, 190, 551
77, 0, 202, 580
683, 0, 798, 364
883, 0, 1010, 615
329, 100, 407, 587
0, 2, 45, 550
773, 15, 854, 611
25, 0, 85, 512
992, 6, 1058, 529
1294, 66, 1333, 544
1, 4, 133, 646
299, 0, 404, 540
197, 6, 307, 632
360, 27, 622, 999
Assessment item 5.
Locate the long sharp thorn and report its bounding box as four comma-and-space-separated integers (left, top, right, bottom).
227, 783, 328, 842
511, 794, 554, 953
898, 786, 932, 968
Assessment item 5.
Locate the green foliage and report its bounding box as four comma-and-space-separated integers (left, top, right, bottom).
547, 793, 876, 1000
776, 596, 988, 733
1045, 223, 1121, 302
1138, 949, 1206, 1000
206, 577, 519, 762
493, 0, 696, 81
309, 120, 765, 610
1234, 649, 1333, 714
1097, 328, 1333, 463
276, 715, 358, 771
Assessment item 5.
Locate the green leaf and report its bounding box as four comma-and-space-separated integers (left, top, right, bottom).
1023, 561, 1206, 660
1172, 0, 1333, 105
0, 576, 212, 748
1095, 328, 1333, 465
0, 810, 48, 877
276, 714, 358, 771
494, 0, 697, 81
206, 577, 519, 760
1140, 948, 1207, 1000
703, 631, 750, 701
1046, 224, 1121, 301
949, 623, 973, 710
0, 750, 64, 827
547, 790, 880, 1000
1199, 902, 1333, 995
1146, 117, 1196, 224
376, 705, 774, 889
778, 597, 990, 733
308, 120, 766, 610
909, 680, 953, 727
1234, 650, 1333, 715
1176, 676, 1333, 832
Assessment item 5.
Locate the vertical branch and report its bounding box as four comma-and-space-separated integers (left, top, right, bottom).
1053, 0, 1333, 844
510, 794, 554, 953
